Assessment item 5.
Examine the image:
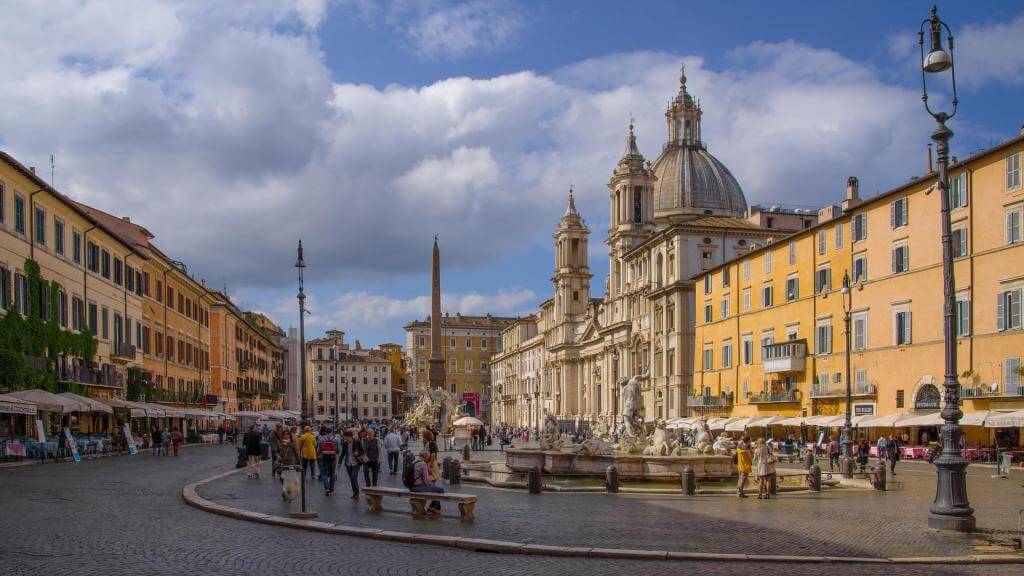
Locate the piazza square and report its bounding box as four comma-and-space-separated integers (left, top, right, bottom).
1, 2, 1023, 575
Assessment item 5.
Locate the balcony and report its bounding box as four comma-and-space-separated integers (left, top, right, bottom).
112, 341, 137, 363
687, 395, 732, 407
749, 390, 801, 404
960, 383, 1024, 399
762, 339, 807, 374
58, 364, 124, 389
810, 382, 878, 398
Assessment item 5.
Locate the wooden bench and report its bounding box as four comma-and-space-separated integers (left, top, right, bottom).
363, 487, 479, 520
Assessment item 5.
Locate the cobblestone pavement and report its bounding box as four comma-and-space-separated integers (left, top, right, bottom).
201, 447, 1024, 560
1, 444, 1020, 576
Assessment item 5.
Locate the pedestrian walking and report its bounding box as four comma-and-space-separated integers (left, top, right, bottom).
318, 428, 339, 496
270, 423, 284, 479
340, 429, 365, 499
876, 435, 889, 466
886, 433, 902, 475
160, 427, 171, 456
736, 434, 752, 498
827, 434, 840, 471
171, 427, 183, 457
857, 437, 870, 472
243, 424, 263, 479
422, 429, 440, 480
298, 426, 318, 481
410, 449, 444, 515
752, 438, 775, 500
362, 429, 382, 486
151, 425, 162, 455
383, 428, 402, 475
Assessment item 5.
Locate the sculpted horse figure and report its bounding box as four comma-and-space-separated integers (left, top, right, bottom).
692, 416, 714, 455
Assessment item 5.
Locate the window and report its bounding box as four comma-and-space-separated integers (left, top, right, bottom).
721, 343, 732, 368
14, 195, 25, 234
955, 298, 971, 337
449, 337, 456, 348
101, 249, 110, 279
818, 230, 826, 255
785, 276, 798, 301
835, 224, 843, 249
703, 303, 712, 323
722, 266, 730, 288
14, 273, 28, 315
113, 258, 123, 285
72, 231, 82, 264
762, 285, 773, 307
1007, 152, 1022, 191
418, 336, 425, 347
952, 227, 968, 258
853, 255, 867, 284
760, 333, 774, 360
742, 289, 750, 312
891, 245, 909, 274
482, 339, 488, 350
890, 197, 908, 228
702, 347, 713, 371
720, 298, 729, 319
34, 207, 46, 245
815, 267, 831, 294
815, 322, 832, 355
764, 250, 772, 273
894, 308, 912, 346
54, 218, 65, 255
101, 307, 109, 340
852, 312, 868, 351
949, 172, 967, 209
58, 290, 67, 328
788, 242, 796, 265
1006, 358, 1022, 393
72, 296, 83, 331
997, 288, 1022, 331
742, 260, 750, 280
852, 213, 867, 242
703, 275, 711, 294
1007, 208, 1022, 244
742, 337, 754, 365
88, 303, 97, 336
0, 183, 3, 225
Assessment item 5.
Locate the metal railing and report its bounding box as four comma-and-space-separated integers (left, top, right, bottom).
748, 390, 801, 404
810, 382, 878, 398
960, 383, 1024, 398
113, 341, 136, 360
687, 395, 732, 407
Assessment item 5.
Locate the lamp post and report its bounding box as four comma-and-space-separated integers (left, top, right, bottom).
332, 344, 339, 429
918, 5, 974, 532
611, 347, 620, 430
840, 271, 854, 478
291, 240, 316, 519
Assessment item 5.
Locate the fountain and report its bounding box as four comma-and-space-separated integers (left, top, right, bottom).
505, 373, 736, 480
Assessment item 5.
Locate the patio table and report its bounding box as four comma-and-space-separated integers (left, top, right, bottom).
4, 442, 26, 457
902, 446, 927, 459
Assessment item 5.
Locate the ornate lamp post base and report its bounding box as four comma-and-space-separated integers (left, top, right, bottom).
928, 424, 975, 532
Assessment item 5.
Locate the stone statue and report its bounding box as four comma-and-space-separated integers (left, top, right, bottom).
692, 416, 714, 455
404, 387, 461, 433
574, 437, 614, 457
615, 371, 648, 454
590, 415, 611, 441
643, 418, 676, 456
540, 409, 562, 451
712, 432, 736, 455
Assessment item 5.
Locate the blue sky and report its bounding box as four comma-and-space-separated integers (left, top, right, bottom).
1, 1, 1022, 347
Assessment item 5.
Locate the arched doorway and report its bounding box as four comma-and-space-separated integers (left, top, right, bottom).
914, 383, 941, 411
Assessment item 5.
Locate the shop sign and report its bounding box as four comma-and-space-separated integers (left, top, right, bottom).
854, 404, 875, 416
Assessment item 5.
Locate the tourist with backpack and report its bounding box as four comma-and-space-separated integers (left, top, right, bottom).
318, 428, 340, 496
339, 430, 365, 499
410, 449, 444, 515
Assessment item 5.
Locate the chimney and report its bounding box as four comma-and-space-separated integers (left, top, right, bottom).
952, 155, 958, 165
1020, 123, 1024, 136
842, 176, 862, 213
927, 144, 933, 173
29, 166, 36, 174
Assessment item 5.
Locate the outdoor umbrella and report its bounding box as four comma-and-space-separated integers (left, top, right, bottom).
453, 416, 485, 427
8, 389, 89, 413
58, 392, 113, 414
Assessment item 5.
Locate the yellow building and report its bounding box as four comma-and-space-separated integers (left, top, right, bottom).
693, 129, 1024, 447
378, 342, 408, 416
0, 152, 143, 400
209, 291, 286, 413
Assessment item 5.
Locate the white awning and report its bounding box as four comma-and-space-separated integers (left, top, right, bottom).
8, 389, 89, 414
707, 417, 733, 430
0, 393, 37, 415
858, 412, 912, 428
58, 392, 113, 414
899, 412, 944, 427
777, 416, 806, 426
725, 417, 753, 431
803, 415, 836, 426
985, 409, 1024, 428
747, 415, 789, 428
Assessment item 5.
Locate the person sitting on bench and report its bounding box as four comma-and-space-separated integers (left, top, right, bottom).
411, 448, 444, 515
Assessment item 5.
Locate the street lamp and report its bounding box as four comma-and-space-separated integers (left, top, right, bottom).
918, 5, 974, 532
291, 240, 316, 519
332, 344, 339, 429
840, 271, 854, 478
611, 347, 620, 429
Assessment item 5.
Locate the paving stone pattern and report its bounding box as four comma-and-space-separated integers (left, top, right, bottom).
0, 443, 1018, 575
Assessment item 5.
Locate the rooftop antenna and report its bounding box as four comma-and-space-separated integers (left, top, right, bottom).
50, 154, 55, 186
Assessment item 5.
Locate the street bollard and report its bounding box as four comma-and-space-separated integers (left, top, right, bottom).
442, 456, 452, 480
872, 463, 887, 491
449, 459, 461, 485
528, 465, 543, 494
770, 472, 778, 495
807, 464, 822, 492
803, 448, 815, 470
840, 456, 853, 479
605, 465, 619, 493
680, 466, 695, 495
462, 444, 471, 462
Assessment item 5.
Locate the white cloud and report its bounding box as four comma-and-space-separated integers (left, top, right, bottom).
956, 14, 1024, 88
404, 0, 524, 60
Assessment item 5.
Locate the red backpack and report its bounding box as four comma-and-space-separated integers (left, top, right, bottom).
321, 436, 336, 456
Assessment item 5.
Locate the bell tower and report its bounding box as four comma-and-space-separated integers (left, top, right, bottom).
553, 186, 591, 333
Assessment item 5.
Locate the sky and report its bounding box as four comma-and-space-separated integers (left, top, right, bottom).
1, 0, 1022, 347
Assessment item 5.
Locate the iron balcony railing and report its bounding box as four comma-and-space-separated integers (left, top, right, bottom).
810, 382, 878, 398
687, 395, 732, 407
112, 341, 137, 360
748, 390, 801, 404
959, 383, 1024, 398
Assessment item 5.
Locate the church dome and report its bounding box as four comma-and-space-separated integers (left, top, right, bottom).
651, 64, 747, 217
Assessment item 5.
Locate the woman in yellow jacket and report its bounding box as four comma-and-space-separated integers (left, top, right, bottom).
298, 426, 319, 481
735, 434, 752, 499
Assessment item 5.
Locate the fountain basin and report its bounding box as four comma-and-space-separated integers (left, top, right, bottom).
505, 448, 735, 480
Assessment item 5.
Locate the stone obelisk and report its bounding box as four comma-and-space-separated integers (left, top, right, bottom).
428, 235, 446, 391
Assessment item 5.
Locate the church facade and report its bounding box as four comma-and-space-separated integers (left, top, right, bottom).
490, 66, 790, 430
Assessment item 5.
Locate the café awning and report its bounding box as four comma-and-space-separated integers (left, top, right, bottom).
724, 417, 753, 431
747, 415, 789, 428
858, 412, 912, 428
58, 392, 113, 414
899, 412, 944, 427
984, 409, 1024, 428
0, 393, 37, 415
8, 389, 89, 414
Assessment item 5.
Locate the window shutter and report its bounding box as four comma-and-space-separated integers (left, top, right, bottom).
892, 249, 898, 273
906, 311, 912, 344
893, 312, 899, 345
903, 199, 908, 225
890, 203, 895, 228
963, 300, 971, 335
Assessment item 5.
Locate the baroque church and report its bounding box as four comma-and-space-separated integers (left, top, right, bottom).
490, 66, 792, 430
